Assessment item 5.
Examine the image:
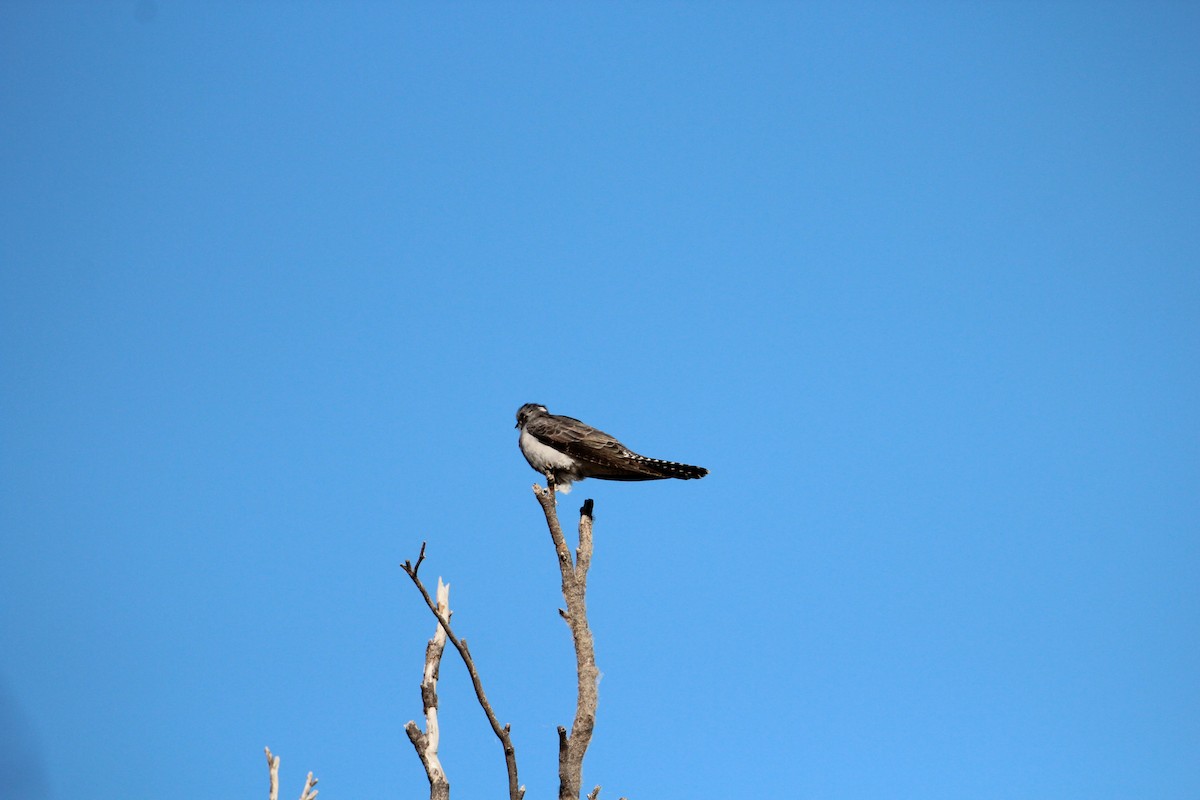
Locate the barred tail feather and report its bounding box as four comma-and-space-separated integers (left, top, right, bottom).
633, 456, 709, 480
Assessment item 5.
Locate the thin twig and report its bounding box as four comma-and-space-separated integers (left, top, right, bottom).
402, 540, 428, 578
402, 549, 525, 800
534, 486, 600, 800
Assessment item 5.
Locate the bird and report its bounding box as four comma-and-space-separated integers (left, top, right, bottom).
515, 403, 708, 492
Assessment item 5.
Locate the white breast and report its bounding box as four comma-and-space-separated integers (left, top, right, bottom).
519, 428, 578, 472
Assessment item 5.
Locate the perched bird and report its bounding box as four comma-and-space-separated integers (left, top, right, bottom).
515, 403, 708, 492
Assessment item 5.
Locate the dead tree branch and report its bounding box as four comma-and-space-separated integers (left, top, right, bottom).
298, 772, 318, 800
534, 482, 600, 800
404, 577, 451, 800
266, 748, 279, 800
402, 545, 525, 800
264, 747, 318, 800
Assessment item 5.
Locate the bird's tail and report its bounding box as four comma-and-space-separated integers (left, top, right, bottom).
632, 456, 709, 480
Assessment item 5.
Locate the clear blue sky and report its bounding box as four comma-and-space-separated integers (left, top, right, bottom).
2, 3, 1197, 799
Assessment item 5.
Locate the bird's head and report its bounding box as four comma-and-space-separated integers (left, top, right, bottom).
515, 403, 548, 428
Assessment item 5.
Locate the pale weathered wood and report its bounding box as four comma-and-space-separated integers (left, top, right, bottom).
404, 576, 451, 800
535, 482, 600, 800
264, 747, 318, 800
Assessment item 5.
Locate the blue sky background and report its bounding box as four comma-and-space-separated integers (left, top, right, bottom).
2, 2, 1198, 799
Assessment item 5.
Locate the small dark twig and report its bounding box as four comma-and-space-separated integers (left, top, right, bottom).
401, 541, 428, 578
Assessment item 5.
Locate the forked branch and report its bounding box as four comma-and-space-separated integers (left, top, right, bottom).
402, 545, 524, 800
534, 482, 600, 800
264, 747, 318, 800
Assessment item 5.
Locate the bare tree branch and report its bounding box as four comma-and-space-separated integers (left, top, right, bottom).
402, 546, 525, 800
298, 772, 319, 800
405, 540, 428, 577
404, 577, 451, 800
265, 747, 279, 800
534, 482, 600, 800
265, 748, 318, 800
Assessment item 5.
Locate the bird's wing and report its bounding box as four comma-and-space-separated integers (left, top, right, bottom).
524, 413, 635, 467
525, 413, 708, 481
